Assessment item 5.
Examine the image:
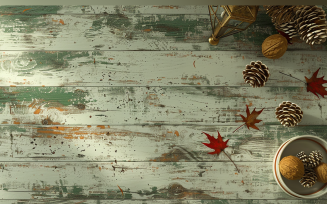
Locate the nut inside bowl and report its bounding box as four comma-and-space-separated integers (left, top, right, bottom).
273, 135, 327, 199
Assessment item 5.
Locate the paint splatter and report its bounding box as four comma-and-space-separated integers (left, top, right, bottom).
117, 185, 124, 196
52, 19, 65, 25
34, 108, 42, 114
59, 19, 65, 25
22, 8, 31, 13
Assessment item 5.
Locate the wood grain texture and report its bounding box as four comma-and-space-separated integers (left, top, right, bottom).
0, 86, 325, 125
0, 125, 326, 162
1, 4, 327, 202
0, 7, 326, 51
0, 200, 324, 204
0, 5, 210, 15
0, 5, 325, 15
0, 51, 326, 87
0, 161, 307, 200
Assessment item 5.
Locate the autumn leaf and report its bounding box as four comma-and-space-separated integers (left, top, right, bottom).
202, 131, 229, 155
305, 68, 327, 99
233, 105, 264, 133
202, 131, 239, 172
279, 69, 327, 99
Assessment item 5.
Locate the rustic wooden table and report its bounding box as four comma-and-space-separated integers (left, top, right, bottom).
0, 5, 327, 203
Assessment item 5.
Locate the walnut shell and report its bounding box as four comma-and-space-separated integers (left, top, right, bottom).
279, 155, 304, 180
262, 34, 288, 59
315, 162, 327, 183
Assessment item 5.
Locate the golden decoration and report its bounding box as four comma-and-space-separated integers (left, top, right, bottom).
208, 5, 259, 45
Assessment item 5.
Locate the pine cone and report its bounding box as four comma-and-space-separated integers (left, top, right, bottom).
242, 61, 270, 88
294, 6, 327, 45
264, 6, 297, 24
275, 101, 303, 127
297, 151, 309, 168
264, 5, 304, 38
277, 21, 298, 38
307, 150, 323, 168
299, 168, 317, 187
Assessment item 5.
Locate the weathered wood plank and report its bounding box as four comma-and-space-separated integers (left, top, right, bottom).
0, 5, 210, 15
0, 161, 325, 200
0, 10, 326, 51
0, 161, 289, 200
0, 125, 326, 162
0, 5, 325, 15
0, 200, 323, 204
0, 5, 326, 203
0, 51, 326, 87
0, 86, 325, 126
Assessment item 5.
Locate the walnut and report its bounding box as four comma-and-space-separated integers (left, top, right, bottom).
279, 155, 305, 180
315, 162, 327, 183
262, 34, 288, 59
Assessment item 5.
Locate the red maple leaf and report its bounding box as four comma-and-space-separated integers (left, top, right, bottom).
202, 131, 229, 155
305, 68, 327, 99
234, 105, 264, 133
202, 131, 239, 172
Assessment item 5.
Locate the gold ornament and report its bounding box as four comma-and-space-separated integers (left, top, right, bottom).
315, 162, 327, 183
279, 155, 304, 180
262, 34, 288, 59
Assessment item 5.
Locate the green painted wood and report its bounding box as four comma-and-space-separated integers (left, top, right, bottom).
0, 161, 307, 200
0, 50, 326, 87
0, 201, 324, 204
0, 86, 325, 126
1, 4, 327, 202
0, 9, 326, 51
0, 5, 210, 15
0, 201, 323, 204
0, 5, 324, 15
0, 125, 326, 162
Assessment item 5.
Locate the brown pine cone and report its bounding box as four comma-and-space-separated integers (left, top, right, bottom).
294, 6, 327, 45
275, 101, 303, 127
264, 5, 304, 38
307, 150, 323, 169
264, 6, 300, 24
242, 61, 270, 88
300, 168, 317, 188
297, 151, 309, 168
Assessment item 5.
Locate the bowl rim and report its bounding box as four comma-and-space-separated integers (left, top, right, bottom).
273, 135, 327, 199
